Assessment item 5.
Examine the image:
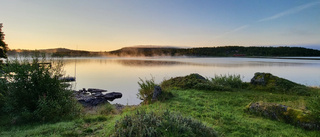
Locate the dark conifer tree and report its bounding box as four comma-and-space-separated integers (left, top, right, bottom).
0, 23, 8, 59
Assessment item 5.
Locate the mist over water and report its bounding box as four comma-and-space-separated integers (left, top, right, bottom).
61, 57, 320, 105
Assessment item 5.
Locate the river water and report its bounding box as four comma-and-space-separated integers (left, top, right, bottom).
61, 57, 320, 105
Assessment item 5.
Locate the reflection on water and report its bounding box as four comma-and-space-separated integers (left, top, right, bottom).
62, 57, 314, 67
60, 57, 320, 105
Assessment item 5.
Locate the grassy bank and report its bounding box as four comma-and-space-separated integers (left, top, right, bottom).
1, 74, 320, 136
1, 89, 319, 136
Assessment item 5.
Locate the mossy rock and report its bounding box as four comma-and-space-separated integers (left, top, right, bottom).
250, 72, 311, 95
160, 73, 231, 91
161, 73, 208, 89
245, 102, 320, 130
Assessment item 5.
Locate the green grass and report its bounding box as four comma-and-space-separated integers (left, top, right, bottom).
140, 89, 320, 136
1, 88, 319, 136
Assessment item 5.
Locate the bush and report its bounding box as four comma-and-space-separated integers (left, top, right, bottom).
113, 110, 218, 137
0, 55, 82, 123
211, 74, 243, 89
137, 77, 157, 104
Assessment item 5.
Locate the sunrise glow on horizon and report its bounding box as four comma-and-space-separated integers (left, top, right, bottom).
1, 0, 320, 51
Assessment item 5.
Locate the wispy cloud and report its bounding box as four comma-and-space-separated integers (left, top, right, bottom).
232, 25, 249, 32
216, 25, 249, 38
216, 1, 320, 39
258, 1, 320, 22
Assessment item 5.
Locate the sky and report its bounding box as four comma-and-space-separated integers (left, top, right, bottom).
1, 0, 320, 51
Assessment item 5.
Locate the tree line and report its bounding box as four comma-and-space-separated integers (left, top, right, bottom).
109, 46, 320, 57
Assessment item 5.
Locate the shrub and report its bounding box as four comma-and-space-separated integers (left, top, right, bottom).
211, 74, 243, 89
137, 77, 157, 104
1, 55, 82, 123
113, 110, 218, 137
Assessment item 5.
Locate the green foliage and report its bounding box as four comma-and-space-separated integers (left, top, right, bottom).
0, 77, 7, 115
1, 74, 319, 136
193, 82, 231, 91
113, 110, 218, 137
97, 103, 118, 115
137, 76, 174, 104
211, 74, 243, 89
0, 55, 82, 123
144, 89, 320, 136
137, 77, 157, 104
83, 115, 110, 123
0, 23, 8, 59
308, 94, 320, 122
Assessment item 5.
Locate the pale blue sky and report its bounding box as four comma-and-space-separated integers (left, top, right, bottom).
1, 0, 319, 51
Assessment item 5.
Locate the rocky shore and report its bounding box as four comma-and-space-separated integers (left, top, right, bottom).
73, 88, 122, 107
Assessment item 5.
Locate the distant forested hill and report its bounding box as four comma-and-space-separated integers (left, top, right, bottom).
109, 46, 320, 57
7, 46, 320, 57
8, 48, 102, 57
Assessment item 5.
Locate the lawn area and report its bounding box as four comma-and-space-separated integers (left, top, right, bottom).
143, 89, 320, 136
1, 88, 319, 136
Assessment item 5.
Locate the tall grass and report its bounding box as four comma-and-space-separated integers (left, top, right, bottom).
211, 74, 243, 89
137, 77, 157, 104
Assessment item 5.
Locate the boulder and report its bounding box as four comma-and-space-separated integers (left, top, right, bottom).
78, 97, 106, 107
88, 88, 107, 93
74, 88, 122, 107
103, 92, 123, 101
93, 92, 103, 97
250, 72, 310, 95
246, 102, 320, 130
151, 85, 162, 102
161, 73, 208, 89
250, 72, 271, 86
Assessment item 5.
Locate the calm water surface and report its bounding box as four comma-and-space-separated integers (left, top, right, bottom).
62, 57, 320, 105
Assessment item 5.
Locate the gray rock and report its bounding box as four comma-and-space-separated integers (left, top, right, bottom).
88, 88, 107, 93
250, 72, 267, 85
246, 102, 320, 130
78, 97, 106, 107
151, 86, 162, 102
73, 89, 122, 107
191, 73, 207, 81
103, 92, 123, 101
93, 92, 103, 97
